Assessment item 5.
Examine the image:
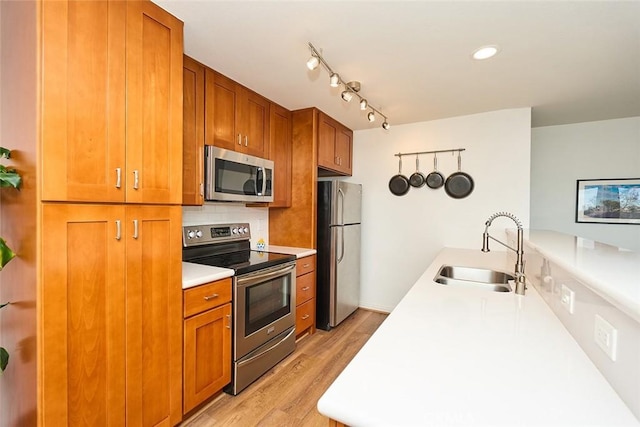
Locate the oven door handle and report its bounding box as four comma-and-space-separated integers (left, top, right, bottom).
236, 262, 296, 287
236, 327, 295, 368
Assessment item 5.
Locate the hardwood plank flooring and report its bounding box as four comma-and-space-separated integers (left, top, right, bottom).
182, 309, 388, 427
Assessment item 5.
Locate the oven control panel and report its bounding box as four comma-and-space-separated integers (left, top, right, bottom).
182, 223, 251, 247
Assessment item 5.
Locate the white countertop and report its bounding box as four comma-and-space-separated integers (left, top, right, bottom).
517, 229, 640, 323
182, 262, 234, 289
255, 245, 316, 259
317, 248, 639, 426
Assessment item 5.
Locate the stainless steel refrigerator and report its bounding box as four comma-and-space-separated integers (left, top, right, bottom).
316, 180, 362, 331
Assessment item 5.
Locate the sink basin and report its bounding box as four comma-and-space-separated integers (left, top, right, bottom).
434, 265, 515, 292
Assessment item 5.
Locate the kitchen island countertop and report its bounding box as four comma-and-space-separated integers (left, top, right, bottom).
317, 248, 639, 426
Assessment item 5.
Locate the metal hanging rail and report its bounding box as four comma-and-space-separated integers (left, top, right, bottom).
394, 148, 465, 157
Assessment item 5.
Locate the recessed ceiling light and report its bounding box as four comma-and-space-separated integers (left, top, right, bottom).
472, 45, 500, 60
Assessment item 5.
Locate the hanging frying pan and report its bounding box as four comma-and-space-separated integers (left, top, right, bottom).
389, 157, 410, 196
426, 154, 445, 189
444, 151, 474, 199
409, 155, 426, 188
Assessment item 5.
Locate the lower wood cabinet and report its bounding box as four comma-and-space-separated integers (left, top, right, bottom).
41, 203, 182, 426
183, 278, 232, 414
295, 255, 316, 338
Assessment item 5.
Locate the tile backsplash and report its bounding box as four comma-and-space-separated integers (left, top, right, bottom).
183, 203, 269, 248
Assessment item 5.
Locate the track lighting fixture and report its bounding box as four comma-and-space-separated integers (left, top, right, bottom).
329, 73, 340, 87
306, 42, 390, 130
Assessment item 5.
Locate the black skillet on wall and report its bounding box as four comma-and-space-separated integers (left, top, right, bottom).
409, 156, 426, 188
425, 154, 445, 189
389, 157, 410, 196
444, 151, 474, 198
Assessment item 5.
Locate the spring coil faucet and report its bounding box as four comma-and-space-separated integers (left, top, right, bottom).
482, 212, 526, 295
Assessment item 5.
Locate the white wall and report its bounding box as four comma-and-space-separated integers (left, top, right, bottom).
343, 108, 531, 312
531, 117, 640, 251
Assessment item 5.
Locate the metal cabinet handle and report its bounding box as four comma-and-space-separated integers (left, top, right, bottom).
115, 220, 121, 240
115, 168, 122, 188
199, 182, 204, 196
244, 135, 248, 147
133, 170, 139, 190
203, 293, 219, 301
301, 286, 310, 291
303, 263, 310, 268
132, 220, 138, 239
238, 134, 242, 145
226, 314, 231, 329
301, 314, 310, 320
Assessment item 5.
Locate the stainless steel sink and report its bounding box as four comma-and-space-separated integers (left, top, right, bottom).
434, 265, 515, 292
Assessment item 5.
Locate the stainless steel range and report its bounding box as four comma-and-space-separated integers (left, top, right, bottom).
182, 223, 297, 395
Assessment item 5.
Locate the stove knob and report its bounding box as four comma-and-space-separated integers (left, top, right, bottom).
238, 228, 245, 234
232, 227, 238, 234
187, 230, 196, 239
195, 230, 203, 238
243, 227, 249, 233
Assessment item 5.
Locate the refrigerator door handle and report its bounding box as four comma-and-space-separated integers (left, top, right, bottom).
337, 187, 345, 225
337, 226, 345, 263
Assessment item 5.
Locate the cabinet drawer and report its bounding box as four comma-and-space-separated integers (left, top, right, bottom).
296, 298, 315, 334
184, 278, 232, 318
296, 271, 315, 306
296, 255, 316, 276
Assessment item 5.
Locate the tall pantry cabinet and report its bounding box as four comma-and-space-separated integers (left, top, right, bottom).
3, 1, 183, 425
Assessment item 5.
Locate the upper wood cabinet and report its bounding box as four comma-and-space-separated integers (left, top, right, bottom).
182, 55, 206, 206
205, 69, 270, 158
267, 103, 293, 208
41, 203, 183, 427
317, 112, 353, 176
41, 0, 183, 204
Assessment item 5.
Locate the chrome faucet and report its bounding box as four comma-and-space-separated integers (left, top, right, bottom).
482, 212, 526, 295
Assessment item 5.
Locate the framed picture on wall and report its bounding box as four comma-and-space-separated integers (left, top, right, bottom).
576, 178, 640, 224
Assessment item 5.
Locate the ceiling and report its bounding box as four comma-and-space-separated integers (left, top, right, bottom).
155, 0, 640, 131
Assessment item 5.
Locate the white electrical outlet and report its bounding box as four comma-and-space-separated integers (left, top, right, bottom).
560, 284, 575, 314
594, 314, 618, 361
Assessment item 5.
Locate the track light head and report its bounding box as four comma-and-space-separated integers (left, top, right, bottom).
360, 98, 368, 110
329, 73, 340, 87
382, 121, 390, 130
306, 55, 320, 70
367, 111, 376, 122
341, 90, 353, 102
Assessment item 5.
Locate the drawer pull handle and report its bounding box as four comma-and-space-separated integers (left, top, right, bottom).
226, 314, 231, 329
301, 314, 310, 320
303, 264, 310, 268
301, 286, 310, 291
203, 294, 219, 301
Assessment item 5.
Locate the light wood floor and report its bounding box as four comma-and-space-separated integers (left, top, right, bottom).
182, 309, 388, 427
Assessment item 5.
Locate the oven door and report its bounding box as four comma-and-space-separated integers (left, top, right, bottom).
234, 261, 296, 359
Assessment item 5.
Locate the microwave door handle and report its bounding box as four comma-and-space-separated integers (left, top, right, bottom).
256, 167, 264, 195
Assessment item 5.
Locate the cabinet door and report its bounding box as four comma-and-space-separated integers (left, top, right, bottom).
183, 303, 232, 414
268, 103, 292, 207
183, 55, 205, 206
126, 1, 183, 204
125, 205, 182, 426
241, 89, 270, 158
41, 204, 126, 426
317, 112, 338, 170
335, 127, 353, 175
205, 70, 239, 151
41, 0, 126, 203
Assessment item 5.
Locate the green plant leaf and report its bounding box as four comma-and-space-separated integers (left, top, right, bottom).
0, 347, 8, 372
0, 302, 8, 309
0, 147, 10, 159
0, 171, 21, 189
0, 238, 16, 270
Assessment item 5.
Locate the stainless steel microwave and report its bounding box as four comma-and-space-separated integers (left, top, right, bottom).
205, 146, 274, 203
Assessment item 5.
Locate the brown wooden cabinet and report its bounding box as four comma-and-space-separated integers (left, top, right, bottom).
183, 55, 206, 206
318, 111, 353, 176
295, 255, 317, 338
267, 103, 293, 207
41, 0, 183, 205
41, 204, 183, 426
205, 69, 270, 158
183, 278, 232, 414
